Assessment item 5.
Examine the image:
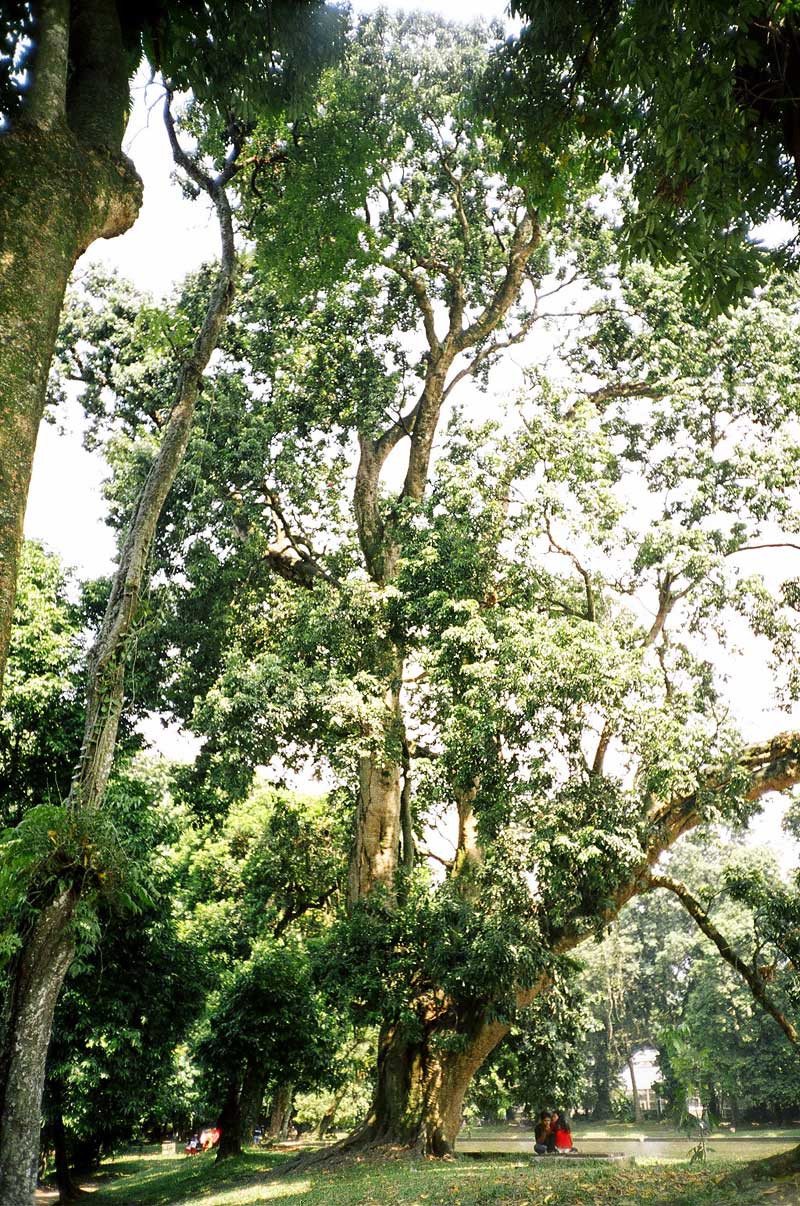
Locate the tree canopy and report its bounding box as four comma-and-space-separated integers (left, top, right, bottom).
492, 1, 800, 306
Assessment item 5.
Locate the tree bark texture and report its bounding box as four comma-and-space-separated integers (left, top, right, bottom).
0, 0, 142, 696
0, 891, 77, 1206
0, 102, 238, 1204
349, 1007, 519, 1156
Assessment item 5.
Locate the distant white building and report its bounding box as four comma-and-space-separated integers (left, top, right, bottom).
619, 1047, 663, 1115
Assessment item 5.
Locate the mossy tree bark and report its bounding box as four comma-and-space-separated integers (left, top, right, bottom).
0, 0, 143, 696
0, 99, 239, 1206
0, 890, 77, 1206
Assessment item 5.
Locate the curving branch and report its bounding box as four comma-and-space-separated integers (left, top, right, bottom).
454, 209, 540, 352
544, 514, 595, 622
70, 93, 239, 811
262, 490, 340, 591
556, 731, 800, 955
648, 873, 799, 1045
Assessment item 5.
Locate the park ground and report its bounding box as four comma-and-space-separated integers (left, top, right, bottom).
35, 1124, 800, 1206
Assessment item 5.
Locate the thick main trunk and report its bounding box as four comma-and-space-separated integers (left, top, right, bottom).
354, 1008, 517, 1156
0, 69, 141, 696
346, 656, 405, 909
347, 755, 403, 908
0, 891, 77, 1206
215, 1081, 242, 1161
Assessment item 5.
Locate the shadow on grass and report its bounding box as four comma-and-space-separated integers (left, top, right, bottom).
88, 1149, 293, 1205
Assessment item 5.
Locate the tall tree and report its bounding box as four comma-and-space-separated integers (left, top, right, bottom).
0, 0, 342, 696
0, 91, 241, 1204
63, 19, 800, 1157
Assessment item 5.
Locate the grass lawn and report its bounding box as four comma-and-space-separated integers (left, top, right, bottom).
70, 1145, 800, 1206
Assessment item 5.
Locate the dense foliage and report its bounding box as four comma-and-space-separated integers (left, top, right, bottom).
492, 1, 800, 307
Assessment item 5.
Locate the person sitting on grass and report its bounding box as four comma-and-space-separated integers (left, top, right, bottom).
552, 1110, 577, 1154
534, 1110, 555, 1155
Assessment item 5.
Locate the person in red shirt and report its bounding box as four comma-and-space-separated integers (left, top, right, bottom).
552, 1110, 577, 1153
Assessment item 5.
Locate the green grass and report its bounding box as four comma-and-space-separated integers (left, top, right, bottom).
75, 1145, 800, 1206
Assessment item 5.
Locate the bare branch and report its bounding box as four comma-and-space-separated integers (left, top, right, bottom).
545, 514, 595, 622
454, 209, 540, 352
262, 490, 340, 591
392, 263, 440, 353
727, 542, 800, 555
442, 309, 539, 402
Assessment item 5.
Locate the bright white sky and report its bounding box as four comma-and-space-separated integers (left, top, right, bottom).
19, 1, 800, 859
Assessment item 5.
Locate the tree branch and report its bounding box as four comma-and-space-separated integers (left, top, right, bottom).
554, 730, 800, 957
69, 96, 238, 811
583, 381, 666, 408
392, 263, 440, 353
545, 514, 595, 622
648, 873, 799, 1045
454, 208, 540, 352
262, 490, 340, 591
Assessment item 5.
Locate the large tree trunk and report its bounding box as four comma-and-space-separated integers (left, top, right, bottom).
238, 1062, 265, 1147
346, 735, 800, 1158
0, 891, 77, 1206
0, 0, 141, 695
0, 101, 237, 1204
347, 753, 403, 908
346, 655, 405, 909
215, 1081, 243, 1161
349, 1008, 517, 1156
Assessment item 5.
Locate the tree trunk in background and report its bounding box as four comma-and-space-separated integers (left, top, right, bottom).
238, 1062, 265, 1147
0, 891, 77, 1206
627, 1054, 642, 1123
592, 1022, 613, 1120
51, 1103, 75, 1203
0, 0, 141, 696
215, 1081, 242, 1161
267, 1082, 293, 1140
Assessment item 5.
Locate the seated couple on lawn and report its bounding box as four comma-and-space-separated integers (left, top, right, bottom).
534, 1109, 577, 1155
